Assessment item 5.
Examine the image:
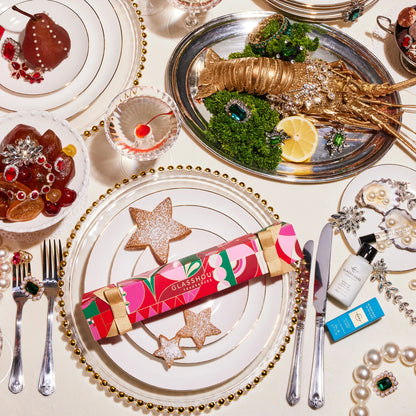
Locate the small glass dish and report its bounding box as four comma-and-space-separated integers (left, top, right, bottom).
167, 0, 222, 28
104, 86, 181, 161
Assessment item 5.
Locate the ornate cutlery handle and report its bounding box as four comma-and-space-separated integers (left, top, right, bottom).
286, 319, 305, 406
38, 296, 56, 396
9, 305, 24, 394
308, 314, 325, 409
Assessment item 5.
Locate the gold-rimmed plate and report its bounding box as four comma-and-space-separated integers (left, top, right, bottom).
0, 0, 144, 131
62, 167, 297, 409
264, 0, 378, 22
0, 0, 90, 95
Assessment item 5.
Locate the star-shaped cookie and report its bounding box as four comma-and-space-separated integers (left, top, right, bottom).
153, 335, 186, 368
125, 197, 191, 264
176, 308, 221, 350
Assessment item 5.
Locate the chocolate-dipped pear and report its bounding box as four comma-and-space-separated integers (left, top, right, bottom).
13, 5, 71, 70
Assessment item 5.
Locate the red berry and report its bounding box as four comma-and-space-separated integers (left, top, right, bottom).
59, 187, 77, 207
44, 201, 61, 216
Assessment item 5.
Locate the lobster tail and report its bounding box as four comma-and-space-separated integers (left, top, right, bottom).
195, 49, 299, 100
195, 49, 223, 100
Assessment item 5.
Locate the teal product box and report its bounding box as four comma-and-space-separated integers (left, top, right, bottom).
326, 297, 384, 342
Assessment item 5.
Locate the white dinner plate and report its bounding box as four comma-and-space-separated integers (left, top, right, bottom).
340, 164, 416, 271
0, 0, 89, 95
0, 0, 115, 114
63, 167, 298, 408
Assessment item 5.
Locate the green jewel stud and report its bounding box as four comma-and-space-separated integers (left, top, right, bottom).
266, 127, 291, 147
21, 275, 44, 301
377, 377, 392, 391
224, 99, 252, 123
372, 370, 398, 397
344, 1, 364, 22
324, 126, 349, 156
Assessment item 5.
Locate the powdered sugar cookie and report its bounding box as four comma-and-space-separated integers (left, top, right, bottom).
125, 197, 191, 264
153, 335, 186, 368
176, 308, 221, 350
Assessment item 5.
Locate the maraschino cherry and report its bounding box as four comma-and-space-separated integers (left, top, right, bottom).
134, 110, 173, 139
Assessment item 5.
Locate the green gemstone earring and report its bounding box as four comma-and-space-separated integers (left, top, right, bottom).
225, 99, 252, 123
324, 125, 349, 155
21, 272, 44, 301
372, 371, 398, 397
266, 128, 291, 147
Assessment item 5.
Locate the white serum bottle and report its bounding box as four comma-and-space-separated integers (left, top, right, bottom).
328, 243, 378, 307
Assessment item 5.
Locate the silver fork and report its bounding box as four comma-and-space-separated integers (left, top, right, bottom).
8, 263, 29, 394
38, 240, 62, 396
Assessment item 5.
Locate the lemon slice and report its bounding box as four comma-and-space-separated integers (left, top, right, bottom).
276, 116, 319, 163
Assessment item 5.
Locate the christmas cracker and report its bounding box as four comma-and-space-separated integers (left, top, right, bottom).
81, 222, 302, 341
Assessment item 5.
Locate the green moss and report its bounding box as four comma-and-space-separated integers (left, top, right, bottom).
228, 22, 319, 62
203, 91, 282, 171
265, 22, 319, 62
228, 44, 260, 59
267, 24, 318, 59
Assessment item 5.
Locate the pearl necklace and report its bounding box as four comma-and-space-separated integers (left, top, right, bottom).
350, 343, 416, 416
0, 242, 12, 300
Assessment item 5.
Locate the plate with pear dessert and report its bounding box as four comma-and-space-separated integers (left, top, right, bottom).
0, 0, 146, 130
0, 4, 85, 95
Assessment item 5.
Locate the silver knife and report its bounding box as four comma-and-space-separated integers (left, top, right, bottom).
308, 222, 333, 409
286, 240, 314, 406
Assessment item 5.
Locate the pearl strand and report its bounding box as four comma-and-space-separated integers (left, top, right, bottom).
350, 343, 416, 416
0, 238, 11, 300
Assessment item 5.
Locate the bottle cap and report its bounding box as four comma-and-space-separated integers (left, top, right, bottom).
358, 233, 376, 244
357, 243, 378, 263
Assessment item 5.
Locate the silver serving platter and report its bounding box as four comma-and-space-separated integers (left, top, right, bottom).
166, 11, 400, 183
264, 0, 379, 23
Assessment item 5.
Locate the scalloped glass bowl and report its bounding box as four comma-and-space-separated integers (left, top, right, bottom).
104, 86, 181, 161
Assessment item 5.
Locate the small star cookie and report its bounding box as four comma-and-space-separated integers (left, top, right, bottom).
125, 197, 191, 264
153, 335, 186, 368
176, 308, 221, 350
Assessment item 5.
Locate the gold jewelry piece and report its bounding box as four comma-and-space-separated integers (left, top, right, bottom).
12, 250, 33, 265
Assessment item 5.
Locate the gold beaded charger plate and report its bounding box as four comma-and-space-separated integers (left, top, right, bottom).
166, 11, 400, 184
263, 0, 378, 23
62, 167, 298, 410
340, 164, 416, 272
0, 0, 145, 132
